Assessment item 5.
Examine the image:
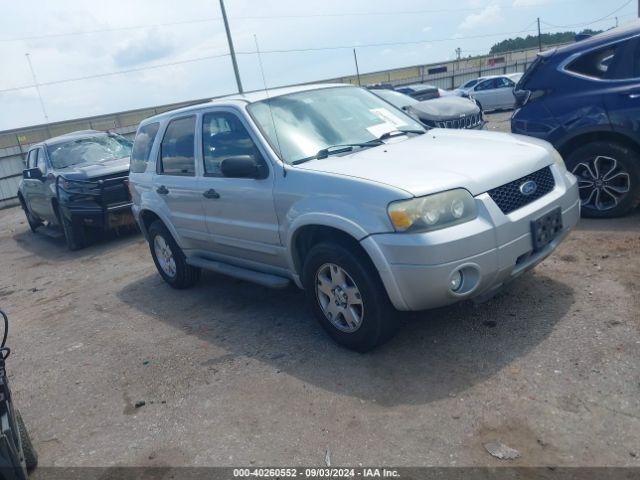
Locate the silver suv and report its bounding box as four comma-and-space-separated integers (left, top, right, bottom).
129, 84, 580, 351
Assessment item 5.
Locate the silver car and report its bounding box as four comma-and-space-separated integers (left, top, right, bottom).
455, 73, 523, 111
129, 84, 579, 351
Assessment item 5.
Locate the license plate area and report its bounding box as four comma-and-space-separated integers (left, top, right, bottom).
531, 207, 562, 252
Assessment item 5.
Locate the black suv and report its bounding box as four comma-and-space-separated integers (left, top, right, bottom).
17, 130, 134, 250
512, 22, 640, 217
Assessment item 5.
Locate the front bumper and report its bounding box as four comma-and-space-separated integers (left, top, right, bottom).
61, 202, 135, 230
362, 165, 579, 311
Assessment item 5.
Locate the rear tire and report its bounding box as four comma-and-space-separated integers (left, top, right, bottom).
18, 196, 41, 233
148, 220, 200, 289
57, 206, 86, 251
565, 141, 640, 218
302, 242, 399, 352
16, 410, 37, 472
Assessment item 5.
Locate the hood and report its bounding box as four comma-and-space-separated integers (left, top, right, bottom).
296, 130, 554, 197
58, 156, 130, 180
408, 96, 480, 121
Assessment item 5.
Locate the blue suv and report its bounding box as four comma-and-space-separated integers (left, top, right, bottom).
512, 23, 640, 218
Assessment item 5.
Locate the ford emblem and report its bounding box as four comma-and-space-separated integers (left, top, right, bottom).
520, 180, 538, 196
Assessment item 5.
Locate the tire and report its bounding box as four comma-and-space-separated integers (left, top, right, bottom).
148, 220, 200, 289
57, 207, 87, 251
16, 410, 37, 472
18, 196, 41, 233
565, 141, 640, 218
302, 242, 399, 352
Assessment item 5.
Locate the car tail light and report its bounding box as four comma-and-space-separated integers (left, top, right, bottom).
514, 89, 531, 108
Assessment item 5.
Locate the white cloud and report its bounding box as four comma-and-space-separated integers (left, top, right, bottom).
422, 26, 432, 33
458, 4, 504, 30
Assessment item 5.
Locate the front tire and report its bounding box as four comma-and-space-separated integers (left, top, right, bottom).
148, 220, 200, 289
57, 206, 86, 251
302, 242, 399, 352
566, 141, 640, 218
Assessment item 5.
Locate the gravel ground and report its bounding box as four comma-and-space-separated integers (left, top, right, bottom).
1, 113, 639, 470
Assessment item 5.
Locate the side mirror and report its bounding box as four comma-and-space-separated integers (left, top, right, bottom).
23, 168, 43, 180
220, 155, 263, 179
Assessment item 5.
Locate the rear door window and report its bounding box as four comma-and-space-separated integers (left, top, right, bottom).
158, 116, 196, 176
130, 122, 160, 173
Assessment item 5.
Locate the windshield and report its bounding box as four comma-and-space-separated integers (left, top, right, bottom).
248, 87, 424, 164
372, 89, 419, 109
47, 134, 132, 169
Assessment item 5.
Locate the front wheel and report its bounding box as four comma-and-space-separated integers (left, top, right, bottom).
566, 141, 640, 218
57, 206, 86, 251
148, 220, 200, 289
302, 242, 399, 352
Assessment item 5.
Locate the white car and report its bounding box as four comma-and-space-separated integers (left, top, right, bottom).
454, 73, 523, 111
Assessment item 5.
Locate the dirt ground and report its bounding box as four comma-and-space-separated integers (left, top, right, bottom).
0, 113, 639, 470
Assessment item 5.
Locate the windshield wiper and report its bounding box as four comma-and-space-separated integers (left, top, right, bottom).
292, 141, 384, 165
376, 129, 425, 141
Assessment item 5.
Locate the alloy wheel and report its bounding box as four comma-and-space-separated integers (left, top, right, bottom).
154, 235, 177, 278
315, 263, 364, 333
571, 155, 631, 211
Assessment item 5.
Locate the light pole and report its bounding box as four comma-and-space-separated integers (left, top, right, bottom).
219, 0, 243, 93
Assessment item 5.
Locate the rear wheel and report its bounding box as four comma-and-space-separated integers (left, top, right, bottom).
566, 141, 640, 218
148, 220, 200, 289
18, 196, 41, 233
302, 242, 399, 352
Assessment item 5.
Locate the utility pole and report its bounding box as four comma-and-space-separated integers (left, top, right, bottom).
219, 0, 243, 93
615, 16, 619, 28
537, 17, 542, 52
353, 49, 361, 86
25, 53, 49, 124
638, 0, 640, 18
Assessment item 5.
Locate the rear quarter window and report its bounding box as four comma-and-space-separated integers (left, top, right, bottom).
130, 122, 160, 173
566, 44, 620, 79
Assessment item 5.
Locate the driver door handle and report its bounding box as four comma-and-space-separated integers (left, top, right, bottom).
156, 185, 169, 195
203, 188, 220, 199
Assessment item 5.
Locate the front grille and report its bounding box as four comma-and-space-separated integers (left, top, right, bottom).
90, 174, 130, 206
433, 112, 482, 129
488, 166, 555, 214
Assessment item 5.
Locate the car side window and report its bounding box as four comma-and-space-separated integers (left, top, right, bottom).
35, 148, 46, 174
26, 149, 37, 169
158, 116, 196, 176
566, 45, 620, 79
498, 77, 513, 88
202, 111, 265, 177
130, 122, 160, 173
475, 80, 493, 91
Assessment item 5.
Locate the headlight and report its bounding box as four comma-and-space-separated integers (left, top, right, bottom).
552, 149, 567, 173
388, 189, 478, 233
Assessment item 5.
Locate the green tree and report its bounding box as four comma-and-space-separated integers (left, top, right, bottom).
489, 29, 602, 54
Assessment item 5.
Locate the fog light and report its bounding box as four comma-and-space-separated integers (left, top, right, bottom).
450, 270, 463, 292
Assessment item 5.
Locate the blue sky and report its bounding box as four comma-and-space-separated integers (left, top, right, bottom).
0, 0, 637, 130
